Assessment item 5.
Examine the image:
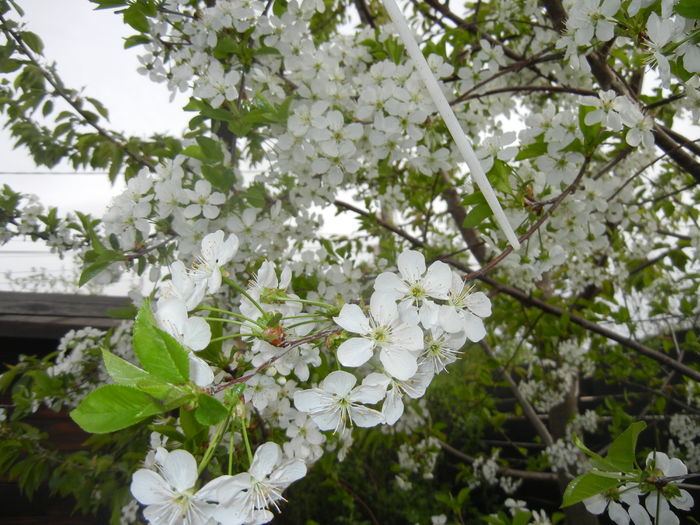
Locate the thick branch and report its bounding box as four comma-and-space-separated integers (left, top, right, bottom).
481, 342, 554, 447
439, 439, 558, 481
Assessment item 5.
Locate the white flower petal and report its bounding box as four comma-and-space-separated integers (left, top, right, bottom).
189, 353, 214, 387
608, 500, 630, 525
311, 407, 342, 431
270, 459, 307, 485
465, 291, 492, 317
349, 405, 385, 427
666, 458, 687, 477
320, 370, 357, 396
370, 292, 399, 326
463, 312, 486, 342
293, 389, 327, 413
439, 305, 464, 333
160, 449, 197, 493
423, 261, 452, 299
183, 316, 211, 351
382, 387, 404, 425
374, 272, 409, 297
337, 337, 374, 368
397, 250, 426, 283
628, 503, 652, 525
250, 442, 280, 481
671, 489, 693, 511
130, 469, 173, 505
380, 347, 418, 381
333, 304, 370, 335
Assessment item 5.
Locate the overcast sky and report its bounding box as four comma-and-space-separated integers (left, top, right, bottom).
0, 0, 189, 294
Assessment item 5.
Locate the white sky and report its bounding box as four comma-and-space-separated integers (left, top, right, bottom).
0, 0, 190, 294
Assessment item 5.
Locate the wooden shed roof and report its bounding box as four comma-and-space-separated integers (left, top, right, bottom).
0, 291, 131, 340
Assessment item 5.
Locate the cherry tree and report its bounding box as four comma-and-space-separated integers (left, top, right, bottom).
1, 0, 700, 523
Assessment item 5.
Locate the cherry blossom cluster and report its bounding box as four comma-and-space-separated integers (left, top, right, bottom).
124, 234, 492, 524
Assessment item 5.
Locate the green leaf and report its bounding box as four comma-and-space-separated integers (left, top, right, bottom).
462, 201, 493, 228
243, 184, 267, 207
606, 421, 646, 471
676, 0, 700, 19
181, 144, 206, 163
79, 249, 125, 286
101, 349, 152, 386
461, 191, 486, 207
132, 300, 190, 384
124, 34, 151, 48
41, 99, 53, 117
195, 393, 229, 425
561, 472, 620, 508
272, 0, 288, 16
70, 384, 163, 433
515, 138, 547, 161
106, 304, 138, 319
195, 136, 224, 163
180, 406, 207, 440
0, 57, 22, 73
201, 165, 236, 191
573, 434, 619, 471
123, 5, 149, 32
20, 31, 43, 55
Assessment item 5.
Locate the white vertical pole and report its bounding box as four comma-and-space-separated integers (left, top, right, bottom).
380, 0, 521, 250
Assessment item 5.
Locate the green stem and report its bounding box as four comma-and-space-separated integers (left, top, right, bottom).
279, 296, 335, 310
224, 277, 268, 318
282, 313, 329, 320
228, 412, 236, 475
210, 333, 248, 344
285, 319, 327, 330
203, 316, 260, 331
240, 408, 254, 467
200, 306, 259, 324
198, 413, 231, 475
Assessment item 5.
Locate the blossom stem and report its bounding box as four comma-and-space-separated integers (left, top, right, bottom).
240, 408, 254, 466
209, 333, 248, 343
198, 413, 231, 475
202, 316, 262, 333
199, 305, 260, 325
285, 319, 327, 330
277, 296, 336, 310
223, 276, 268, 318
228, 411, 235, 475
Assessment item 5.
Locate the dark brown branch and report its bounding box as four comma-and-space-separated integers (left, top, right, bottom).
439, 439, 559, 481
481, 341, 554, 447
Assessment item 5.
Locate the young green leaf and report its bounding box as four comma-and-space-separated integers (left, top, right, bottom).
70, 384, 163, 433
605, 421, 647, 472
195, 393, 229, 426
561, 472, 620, 508
101, 349, 152, 386
132, 300, 190, 384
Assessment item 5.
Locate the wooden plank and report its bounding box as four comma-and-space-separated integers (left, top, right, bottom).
0, 292, 130, 339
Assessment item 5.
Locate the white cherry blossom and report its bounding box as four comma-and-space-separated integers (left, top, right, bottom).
130, 448, 231, 525
215, 442, 306, 525
190, 230, 239, 294
293, 370, 385, 433
334, 292, 424, 380
439, 272, 492, 342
